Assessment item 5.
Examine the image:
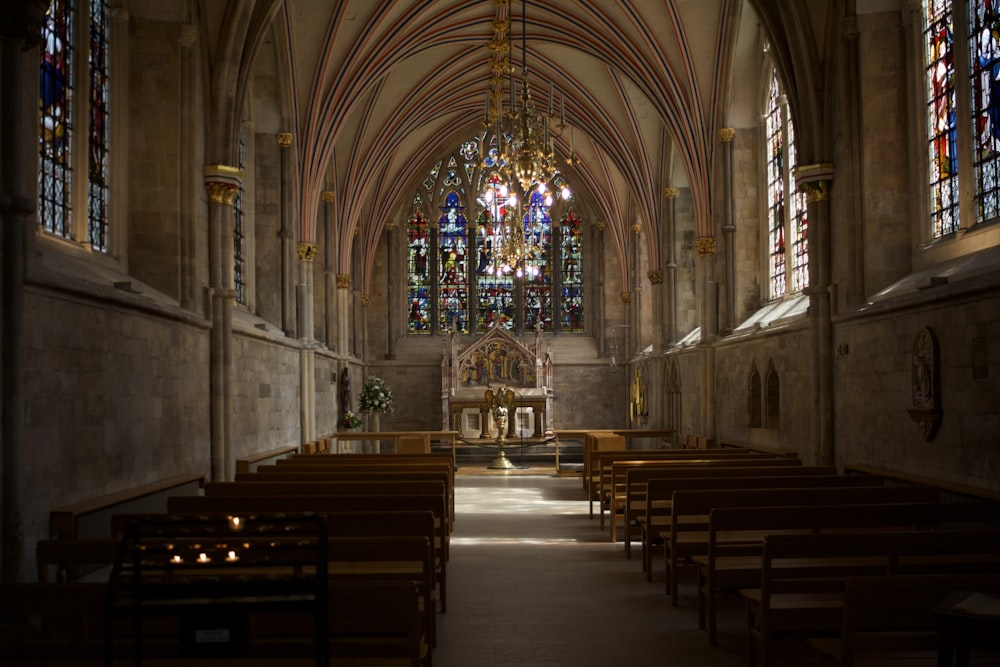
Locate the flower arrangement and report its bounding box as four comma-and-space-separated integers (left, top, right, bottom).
359, 374, 394, 414
339, 410, 363, 430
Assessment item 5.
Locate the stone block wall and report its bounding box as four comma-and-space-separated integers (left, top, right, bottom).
232, 334, 303, 456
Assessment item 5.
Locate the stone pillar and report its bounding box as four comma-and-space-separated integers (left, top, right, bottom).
179, 24, 198, 310
719, 128, 736, 334
336, 273, 351, 357
298, 241, 317, 444
385, 221, 396, 359
794, 163, 835, 466
1, 0, 49, 582
695, 236, 717, 441
204, 166, 241, 482
321, 191, 335, 349
278, 132, 296, 337
663, 188, 678, 345
592, 220, 606, 356
648, 269, 664, 429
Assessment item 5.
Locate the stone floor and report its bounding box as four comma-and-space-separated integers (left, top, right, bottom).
432, 472, 750, 667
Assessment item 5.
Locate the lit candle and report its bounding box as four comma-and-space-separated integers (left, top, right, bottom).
198, 553, 210, 563
226, 550, 239, 562
171, 555, 182, 564
228, 516, 242, 531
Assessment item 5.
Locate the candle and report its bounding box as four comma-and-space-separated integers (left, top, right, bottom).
226, 550, 239, 562
228, 516, 242, 531
171, 555, 182, 564
198, 553, 210, 563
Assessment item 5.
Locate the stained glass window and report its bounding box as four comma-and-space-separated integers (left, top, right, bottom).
971, 0, 1000, 223
87, 0, 110, 251
407, 131, 580, 336
765, 67, 808, 299
560, 208, 584, 332
39, 0, 75, 239
765, 71, 786, 300
927, 0, 960, 236
234, 124, 246, 304
522, 189, 553, 331
437, 192, 468, 333
406, 208, 432, 333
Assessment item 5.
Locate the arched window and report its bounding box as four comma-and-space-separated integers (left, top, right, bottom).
749, 363, 763, 428
438, 191, 468, 333
924, 0, 1000, 235
765, 361, 781, 429
764, 67, 808, 300
39, 0, 112, 251
406, 130, 582, 335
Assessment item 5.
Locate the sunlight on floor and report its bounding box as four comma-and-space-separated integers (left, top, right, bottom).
455, 485, 583, 514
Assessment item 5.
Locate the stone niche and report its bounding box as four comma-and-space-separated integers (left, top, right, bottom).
441, 327, 553, 439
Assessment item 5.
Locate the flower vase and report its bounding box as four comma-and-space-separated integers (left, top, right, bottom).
370, 411, 380, 433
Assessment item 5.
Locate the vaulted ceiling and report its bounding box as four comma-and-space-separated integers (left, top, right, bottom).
212, 1, 833, 291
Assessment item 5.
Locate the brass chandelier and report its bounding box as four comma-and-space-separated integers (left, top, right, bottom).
481, 0, 571, 279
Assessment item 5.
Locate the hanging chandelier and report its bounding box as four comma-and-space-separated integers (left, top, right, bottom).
481, 0, 571, 279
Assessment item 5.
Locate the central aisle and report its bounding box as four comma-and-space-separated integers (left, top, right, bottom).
431, 473, 746, 667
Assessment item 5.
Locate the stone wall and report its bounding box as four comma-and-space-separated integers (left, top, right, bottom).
231, 333, 303, 456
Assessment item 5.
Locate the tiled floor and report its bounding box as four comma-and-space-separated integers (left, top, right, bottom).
432, 472, 749, 667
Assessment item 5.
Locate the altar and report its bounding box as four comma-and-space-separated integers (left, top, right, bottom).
441, 326, 554, 440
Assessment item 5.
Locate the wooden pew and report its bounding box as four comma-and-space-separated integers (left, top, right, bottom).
602, 452, 790, 538
741, 530, 1000, 667
165, 494, 449, 613
586, 447, 762, 521
0, 580, 428, 666
245, 465, 455, 527
35, 538, 120, 583
665, 484, 941, 606
49, 473, 204, 540
234, 445, 299, 473
602, 456, 802, 538
696, 500, 1000, 645
809, 573, 1000, 666
624, 466, 863, 561
640, 468, 848, 581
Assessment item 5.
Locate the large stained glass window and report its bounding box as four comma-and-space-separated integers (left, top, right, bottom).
971, 0, 1000, 224
927, 0, 959, 236
406, 206, 432, 333
39, 0, 112, 249
764, 67, 808, 299
406, 131, 582, 336
560, 208, 584, 332
437, 192, 468, 333
39, 0, 75, 239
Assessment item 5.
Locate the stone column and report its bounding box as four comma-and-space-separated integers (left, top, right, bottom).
278, 132, 296, 337
1, 0, 49, 582
695, 236, 717, 441
298, 241, 317, 444
336, 273, 351, 357
794, 163, 835, 466
719, 128, 736, 334
663, 188, 678, 345
321, 191, 335, 349
204, 166, 241, 482
385, 221, 396, 359
179, 24, 198, 310
592, 220, 607, 356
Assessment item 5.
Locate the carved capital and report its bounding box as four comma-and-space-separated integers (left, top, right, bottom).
336, 274, 352, 288
631, 222, 642, 234
663, 187, 678, 200
297, 242, 318, 261
793, 163, 835, 202
360, 294, 371, 306
648, 270, 664, 285
277, 132, 293, 148
695, 236, 716, 255
204, 165, 242, 206
321, 190, 335, 203
593, 220, 606, 231
620, 292, 631, 304
718, 127, 736, 142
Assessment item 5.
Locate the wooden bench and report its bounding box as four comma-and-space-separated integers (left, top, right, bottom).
741, 530, 1000, 667
809, 572, 1000, 666
234, 445, 300, 473
625, 467, 862, 561
165, 494, 449, 613
247, 464, 455, 527
35, 538, 121, 583
641, 468, 851, 580
601, 451, 788, 537
665, 484, 941, 606
696, 500, 999, 645
49, 473, 204, 540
